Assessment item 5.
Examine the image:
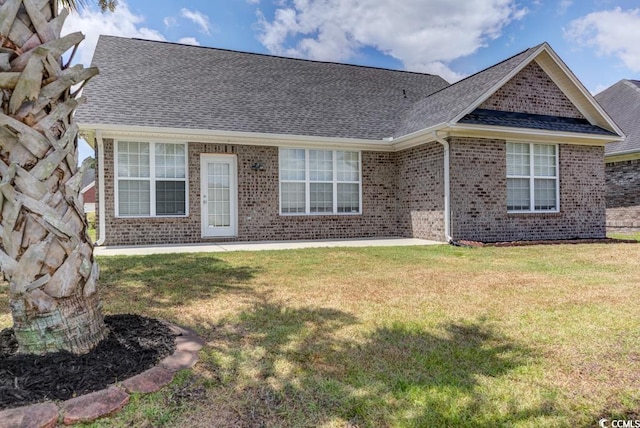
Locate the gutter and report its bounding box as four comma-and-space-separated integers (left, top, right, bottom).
95, 131, 107, 246
432, 131, 452, 243
78, 123, 393, 152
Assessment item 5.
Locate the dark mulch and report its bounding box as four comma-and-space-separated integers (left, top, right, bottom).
0, 314, 176, 410
451, 238, 637, 247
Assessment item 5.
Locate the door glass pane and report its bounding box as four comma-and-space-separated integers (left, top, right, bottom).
207, 162, 231, 227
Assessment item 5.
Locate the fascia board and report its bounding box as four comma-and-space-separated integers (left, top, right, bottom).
449, 123, 623, 146
387, 124, 447, 151
605, 150, 640, 162
77, 123, 395, 152
533, 49, 625, 137
80, 182, 95, 194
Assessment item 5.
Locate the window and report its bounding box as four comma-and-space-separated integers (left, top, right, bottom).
116, 141, 188, 217
506, 142, 558, 212
279, 148, 361, 214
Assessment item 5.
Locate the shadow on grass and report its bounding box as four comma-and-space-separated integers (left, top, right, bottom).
97, 253, 259, 310
198, 294, 557, 427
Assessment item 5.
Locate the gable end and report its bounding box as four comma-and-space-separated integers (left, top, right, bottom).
479, 61, 584, 119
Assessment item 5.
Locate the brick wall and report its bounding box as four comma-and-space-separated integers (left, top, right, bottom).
480, 61, 584, 118
449, 137, 606, 242
605, 159, 640, 231
96, 136, 607, 245
98, 140, 400, 245
396, 142, 445, 241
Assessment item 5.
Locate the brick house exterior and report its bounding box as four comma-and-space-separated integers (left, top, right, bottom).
595, 80, 640, 232
78, 37, 622, 246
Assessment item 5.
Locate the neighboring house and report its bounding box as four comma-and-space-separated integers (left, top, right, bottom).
80, 167, 96, 213
76, 36, 622, 246
594, 80, 640, 232
81, 181, 96, 213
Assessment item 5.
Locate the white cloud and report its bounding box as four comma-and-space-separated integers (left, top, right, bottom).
63, 1, 165, 66
592, 83, 609, 95
180, 8, 211, 35
177, 37, 201, 46
164, 16, 177, 28
256, 0, 527, 82
565, 7, 640, 72
557, 0, 572, 15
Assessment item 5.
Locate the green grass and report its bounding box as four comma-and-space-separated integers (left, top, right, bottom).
86, 211, 96, 242
608, 231, 640, 242
2, 244, 640, 427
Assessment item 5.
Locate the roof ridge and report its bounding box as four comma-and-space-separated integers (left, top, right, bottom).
419, 43, 539, 100
99, 35, 440, 78
623, 79, 640, 94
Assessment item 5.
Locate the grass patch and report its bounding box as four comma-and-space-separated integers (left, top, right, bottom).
2, 244, 639, 426
608, 231, 640, 242
86, 211, 96, 242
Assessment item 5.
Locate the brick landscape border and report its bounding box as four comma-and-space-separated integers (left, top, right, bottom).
0, 322, 204, 427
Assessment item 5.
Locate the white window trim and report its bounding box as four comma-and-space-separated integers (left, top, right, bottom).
114, 140, 190, 218
279, 148, 362, 216
507, 142, 560, 214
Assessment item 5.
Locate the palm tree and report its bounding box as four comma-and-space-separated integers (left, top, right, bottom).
0, 0, 114, 354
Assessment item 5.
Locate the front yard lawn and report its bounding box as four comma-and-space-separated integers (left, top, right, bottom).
1, 244, 639, 427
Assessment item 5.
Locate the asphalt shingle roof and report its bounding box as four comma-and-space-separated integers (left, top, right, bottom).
75, 36, 450, 140
459, 109, 617, 136
595, 80, 640, 155
393, 46, 541, 136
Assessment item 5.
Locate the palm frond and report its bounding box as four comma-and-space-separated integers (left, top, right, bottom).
60, 0, 117, 12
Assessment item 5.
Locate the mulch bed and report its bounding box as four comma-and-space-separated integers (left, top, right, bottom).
0, 314, 176, 410
452, 238, 637, 247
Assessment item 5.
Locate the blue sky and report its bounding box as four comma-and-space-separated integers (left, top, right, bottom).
64, 0, 640, 161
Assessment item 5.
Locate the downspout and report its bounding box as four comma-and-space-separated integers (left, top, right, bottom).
433, 131, 452, 243
95, 131, 107, 246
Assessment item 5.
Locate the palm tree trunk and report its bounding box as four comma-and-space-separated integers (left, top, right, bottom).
0, 0, 107, 354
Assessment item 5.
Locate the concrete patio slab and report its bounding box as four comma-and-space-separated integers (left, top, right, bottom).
94, 238, 443, 257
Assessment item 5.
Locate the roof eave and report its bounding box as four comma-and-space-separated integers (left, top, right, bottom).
449, 43, 624, 138
387, 124, 448, 151
605, 147, 640, 162
78, 123, 396, 152
449, 123, 623, 145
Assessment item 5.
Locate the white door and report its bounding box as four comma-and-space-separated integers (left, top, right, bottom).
201, 155, 237, 237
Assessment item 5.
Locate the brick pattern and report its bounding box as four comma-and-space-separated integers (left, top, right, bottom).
97, 136, 607, 245
396, 142, 445, 241
480, 62, 585, 119
449, 137, 606, 242
605, 159, 640, 230
98, 140, 399, 245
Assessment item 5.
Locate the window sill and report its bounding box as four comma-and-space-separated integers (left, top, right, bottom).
114, 214, 190, 219
279, 212, 362, 217
507, 210, 560, 215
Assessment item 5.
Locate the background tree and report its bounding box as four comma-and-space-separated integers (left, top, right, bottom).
0, 0, 114, 354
